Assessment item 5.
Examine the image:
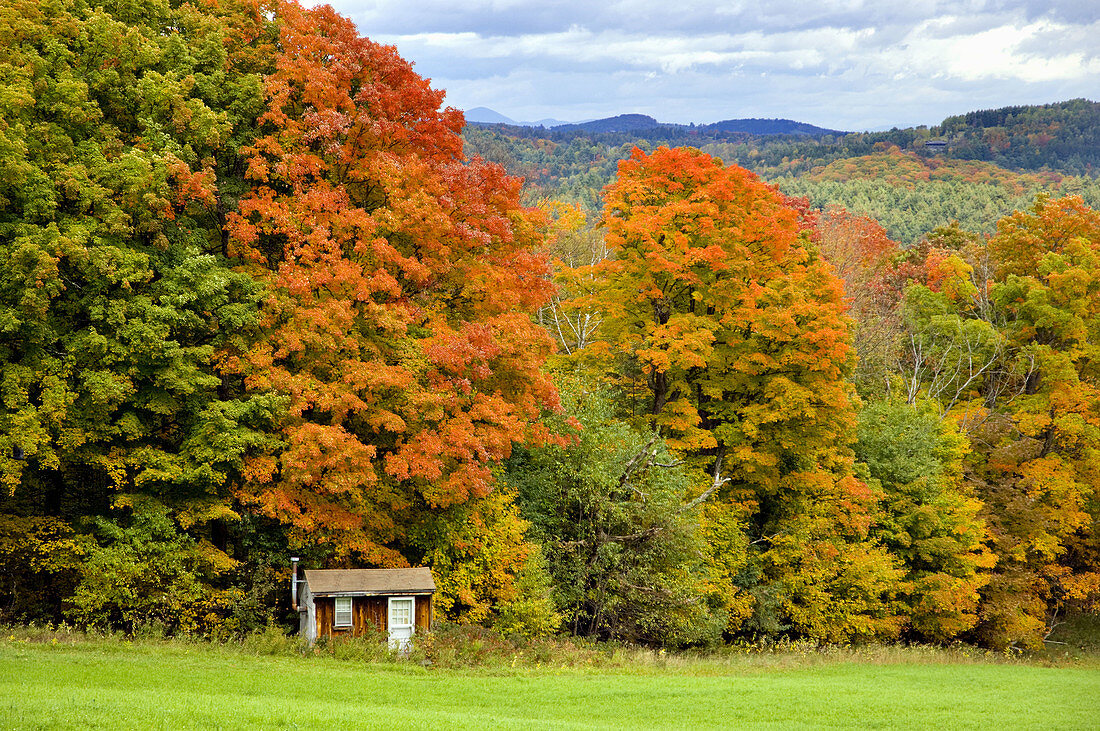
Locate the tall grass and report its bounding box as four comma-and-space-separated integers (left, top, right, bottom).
5, 616, 1098, 673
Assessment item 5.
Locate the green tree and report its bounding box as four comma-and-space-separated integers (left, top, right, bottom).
856, 401, 993, 642
504, 381, 726, 647
67, 496, 212, 632
0, 0, 281, 625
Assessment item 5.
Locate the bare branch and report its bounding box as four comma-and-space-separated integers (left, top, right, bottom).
547, 297, 572, 356
569, 449, 727, 548
618, 434, 662, 491
680, 452, 729, 513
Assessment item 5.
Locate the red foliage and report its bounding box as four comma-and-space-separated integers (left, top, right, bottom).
226, 1, 558, 562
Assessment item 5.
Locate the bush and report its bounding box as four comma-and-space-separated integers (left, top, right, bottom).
412, 622, 609, 669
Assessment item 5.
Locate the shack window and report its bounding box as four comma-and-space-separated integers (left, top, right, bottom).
334, 597, 353, 628
390, 598, 412, 626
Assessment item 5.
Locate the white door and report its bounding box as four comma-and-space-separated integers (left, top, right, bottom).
388, 597, 415, 650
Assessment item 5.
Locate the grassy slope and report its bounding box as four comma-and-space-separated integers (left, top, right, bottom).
2, 641, 1098, 729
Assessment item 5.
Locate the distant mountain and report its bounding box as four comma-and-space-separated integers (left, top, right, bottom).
465, 108, 579, 128
701, 118, 843, 136
464, 107, 518, 125
530, 117, 572, 128
549, 114, 842, 137
466, 109, 844, 138
551, 114, 663, 133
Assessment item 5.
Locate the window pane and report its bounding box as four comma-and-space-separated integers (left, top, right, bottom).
335, 597, 352, 627
391, 599, 412, 625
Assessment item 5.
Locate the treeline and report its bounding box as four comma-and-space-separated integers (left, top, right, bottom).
533, 151, 1100, 649
1, 1, 1097, 651
465, 98, 1100, 187
464, 125, 1100, 245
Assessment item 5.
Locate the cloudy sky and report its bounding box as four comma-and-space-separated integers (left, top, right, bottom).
313, 1, 1100, 131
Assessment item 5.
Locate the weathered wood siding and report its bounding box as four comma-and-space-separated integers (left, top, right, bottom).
356, 597, 386, 636
415, 595, 431, 632
315, 596, 389, 638
315, 597, 337, 639
314, 594, 432, 638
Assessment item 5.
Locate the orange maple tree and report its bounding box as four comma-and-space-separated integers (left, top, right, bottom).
225, 2, 558, 564
588, 147, 901, 641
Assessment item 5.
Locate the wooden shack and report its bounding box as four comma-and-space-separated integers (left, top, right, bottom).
294, 566, 435, 647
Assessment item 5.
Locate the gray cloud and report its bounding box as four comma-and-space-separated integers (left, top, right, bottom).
312, 0, 1100, 130
341, 0, 1094, 36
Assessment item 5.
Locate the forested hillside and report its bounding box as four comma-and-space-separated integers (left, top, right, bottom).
465, 103, 1100, 243
469, 98, 1100, 180
936, 99, 1100, 175
779, 150, 1100, 244
2, 0, 1097, 652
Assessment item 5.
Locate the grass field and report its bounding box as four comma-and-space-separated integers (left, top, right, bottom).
2, 635, 1098, 730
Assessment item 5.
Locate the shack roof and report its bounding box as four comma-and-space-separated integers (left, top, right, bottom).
303, 568, 436, 596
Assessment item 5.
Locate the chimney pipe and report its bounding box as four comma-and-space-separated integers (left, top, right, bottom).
291, 557, 300, 611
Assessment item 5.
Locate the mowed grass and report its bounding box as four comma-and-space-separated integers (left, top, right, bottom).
1, 639, 1098, 730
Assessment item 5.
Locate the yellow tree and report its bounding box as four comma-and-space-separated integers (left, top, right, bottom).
900, 196, 1100, 647
974, 196, 1100, 647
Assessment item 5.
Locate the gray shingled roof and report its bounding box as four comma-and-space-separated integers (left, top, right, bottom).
303, 568, 435, 596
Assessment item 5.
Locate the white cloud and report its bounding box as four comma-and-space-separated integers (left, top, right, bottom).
888, 18, 1100, 83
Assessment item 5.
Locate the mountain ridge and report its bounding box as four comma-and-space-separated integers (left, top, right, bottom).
465, 108, 844, 137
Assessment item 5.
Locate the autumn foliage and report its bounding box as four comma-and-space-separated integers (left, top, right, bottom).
2, 0, 1098, 650
0, 0, 556, 629
220, 2, 558, 567
974, 196, 1100, 647
583, 148, 901, 641
839, 195, 1100, 647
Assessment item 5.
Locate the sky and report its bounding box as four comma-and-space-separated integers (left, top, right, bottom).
310, 1, 1100, 131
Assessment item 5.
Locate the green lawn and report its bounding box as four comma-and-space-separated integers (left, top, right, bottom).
1, 640, 1098, 729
